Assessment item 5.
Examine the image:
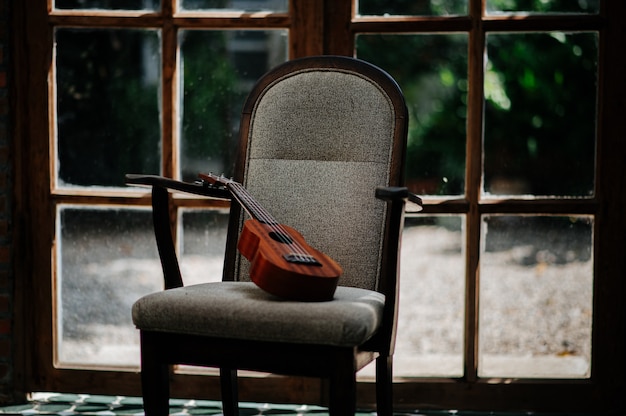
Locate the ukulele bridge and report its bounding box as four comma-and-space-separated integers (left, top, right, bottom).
283, 253, 322, 266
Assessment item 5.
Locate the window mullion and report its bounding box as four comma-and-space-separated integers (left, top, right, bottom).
464, 0, 486, 383
290, 0, 324, 57
324, 0, 352, 55
162, 0, 176, 179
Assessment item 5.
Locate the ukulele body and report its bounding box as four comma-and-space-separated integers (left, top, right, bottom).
238, 219, 341, 301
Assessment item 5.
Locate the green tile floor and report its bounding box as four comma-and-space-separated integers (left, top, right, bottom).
0, 393, 600, 415
0, 393, 379, 415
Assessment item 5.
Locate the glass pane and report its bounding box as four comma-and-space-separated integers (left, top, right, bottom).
180, 209, 229, 286
358, 0, 468, 16
396, 215, 465, 378
356, 34, 468, 196
179, 30, 288, 180
479, 215, 593, 378
180, 0, 288, 12
483, 32, 598, 197
57, 207, 161, 367
487, 0, 599, 14
55, 0, 160, 11
55, 29, 161, 188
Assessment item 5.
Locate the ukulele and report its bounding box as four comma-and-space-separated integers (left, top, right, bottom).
198, 173, 343, 301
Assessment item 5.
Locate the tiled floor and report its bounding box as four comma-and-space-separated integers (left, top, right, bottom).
4, 393, 330, 415
0, 393, 598, 416
0, 393, 415, 415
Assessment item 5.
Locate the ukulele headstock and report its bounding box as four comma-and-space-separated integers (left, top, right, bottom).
198, 172, 235, 189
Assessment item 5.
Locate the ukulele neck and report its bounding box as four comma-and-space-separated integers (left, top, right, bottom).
227, 182, 277, 225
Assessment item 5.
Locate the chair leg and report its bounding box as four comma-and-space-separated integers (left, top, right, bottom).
140, 333, 170, 416
328, 358, 356, 416
375, 355, 393, 416
220, 367, 239, 416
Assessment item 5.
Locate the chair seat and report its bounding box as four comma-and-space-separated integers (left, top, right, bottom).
132, 281, 385, 347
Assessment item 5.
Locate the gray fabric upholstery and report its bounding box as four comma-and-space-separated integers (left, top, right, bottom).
132, 282, 385, 347
246, 70, 395, 163
236, 69, 397, 291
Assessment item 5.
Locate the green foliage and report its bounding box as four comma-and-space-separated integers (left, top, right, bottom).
484, 32, 597, 195
358, 27, 597, 197
56, 29, 161, 187
179, 31, 238, 180
56, 27, 283, 186
487, 0, 599, 13
357, 34, 468, 195
358, 0, 467, 16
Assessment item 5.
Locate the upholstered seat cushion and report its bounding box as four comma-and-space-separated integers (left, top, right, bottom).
132, 282, 385, 347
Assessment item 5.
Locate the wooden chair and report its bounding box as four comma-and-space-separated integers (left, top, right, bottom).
126, 55, 421, 416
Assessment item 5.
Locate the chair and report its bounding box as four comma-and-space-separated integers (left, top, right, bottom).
126, 55, 421, 416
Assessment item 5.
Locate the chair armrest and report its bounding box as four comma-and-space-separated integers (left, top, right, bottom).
375, 186, 423, 212
125, 174, 232, 290
125, 174, 232, 200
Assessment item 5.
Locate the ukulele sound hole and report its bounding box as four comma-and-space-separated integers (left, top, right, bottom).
269, 231, 293, 244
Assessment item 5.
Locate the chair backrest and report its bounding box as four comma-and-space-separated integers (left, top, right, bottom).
223, 56, 408, 294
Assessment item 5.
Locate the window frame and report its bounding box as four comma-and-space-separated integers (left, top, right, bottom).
342, 2, 620, 411
12, 0, 626, 412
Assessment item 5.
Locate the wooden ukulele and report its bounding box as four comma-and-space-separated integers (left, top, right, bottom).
198, 173, 343, 301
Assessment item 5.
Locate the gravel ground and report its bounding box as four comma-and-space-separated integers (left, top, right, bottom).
394, 221, 592, 378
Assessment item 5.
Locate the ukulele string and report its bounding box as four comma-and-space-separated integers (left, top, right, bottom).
229, 182, 315, 262
229, 182, 296, 242
231, 183, 312, 259
207, 175, 315, 262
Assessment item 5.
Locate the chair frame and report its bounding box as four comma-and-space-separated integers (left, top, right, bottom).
127, 56, 416, 416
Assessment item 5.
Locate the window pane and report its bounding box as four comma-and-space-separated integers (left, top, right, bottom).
55, 29, 161, 188
396, 216, 465, 378
180, 0, 288, 12
483, 32, 597, 197
479, 215, 593, 378
486, 0, 599, 14
180, 209, 229, 286
358, 0, 468, 16
57, 207, 161, 367
179, 30, 287, 180
356, 34, 468, 196
55, 0, 160, 11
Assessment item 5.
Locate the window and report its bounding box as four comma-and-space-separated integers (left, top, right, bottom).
53, 21, 288, 367
353, 15, 598, 383
15, 0, 625, 412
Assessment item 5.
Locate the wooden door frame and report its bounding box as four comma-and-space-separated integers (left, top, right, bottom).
11, 0, 626, 412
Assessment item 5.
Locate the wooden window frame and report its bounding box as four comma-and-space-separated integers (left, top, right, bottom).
338, 1, 625, 412
12, 0, 626, 413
